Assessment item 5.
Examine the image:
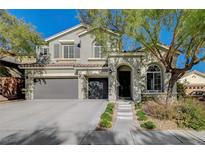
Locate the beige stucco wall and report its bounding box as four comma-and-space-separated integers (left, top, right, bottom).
180, 73, 205, 85
108, 54, 142, 102
46, 26, 107, 65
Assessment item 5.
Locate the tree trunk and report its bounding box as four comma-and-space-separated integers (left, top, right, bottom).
165, 72, 179, 105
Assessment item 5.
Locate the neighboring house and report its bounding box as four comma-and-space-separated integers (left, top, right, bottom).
179, 70, 205, 95
0, 57, 24, 101
19, 24, 176, 102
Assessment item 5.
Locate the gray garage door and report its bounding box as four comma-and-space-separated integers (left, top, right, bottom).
34, 78, 78, 99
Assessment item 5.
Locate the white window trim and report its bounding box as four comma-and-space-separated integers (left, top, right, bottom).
62, 44, 75, 59
146, 65, 163, 93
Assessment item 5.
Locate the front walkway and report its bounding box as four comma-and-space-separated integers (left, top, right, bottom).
113, 100, 139, 131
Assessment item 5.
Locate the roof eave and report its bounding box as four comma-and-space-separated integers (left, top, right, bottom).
45, 23, 87, 42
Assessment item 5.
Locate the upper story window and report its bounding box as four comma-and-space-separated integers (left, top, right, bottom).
43, 48, 49, 55
53, 42, 77, 59
146, 65, 162, 92
93, 42, 102, 58
63, 44, 75, 58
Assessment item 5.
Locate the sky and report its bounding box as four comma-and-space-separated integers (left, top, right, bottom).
8, 9, 80, 38
8, 9, 205, 73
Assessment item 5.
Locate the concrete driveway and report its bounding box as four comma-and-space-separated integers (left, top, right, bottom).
0, 99, 107, 145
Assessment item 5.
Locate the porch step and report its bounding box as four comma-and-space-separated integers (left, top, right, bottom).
117, 108, 132, 112
117, 116, 133, 120
117, 102, 132, 104
117, 112, 133, 116
118, 104, 132, 107
115, 100, 134, 121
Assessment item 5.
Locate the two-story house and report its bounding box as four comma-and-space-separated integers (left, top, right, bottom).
19, 24, 176, 102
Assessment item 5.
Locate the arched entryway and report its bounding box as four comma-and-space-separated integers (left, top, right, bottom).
117, 65, 132, 99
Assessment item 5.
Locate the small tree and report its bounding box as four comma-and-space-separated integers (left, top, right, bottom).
79, 10, 205, 103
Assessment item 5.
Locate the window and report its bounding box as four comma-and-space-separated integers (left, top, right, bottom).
93, 42, 102, 58
54, 44, 60, 58
43, 48, 49, 55
63, 45, 75, 58
146, 65, 162, 92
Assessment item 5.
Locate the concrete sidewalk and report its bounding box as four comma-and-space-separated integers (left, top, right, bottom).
81, 130, 205, 145
1, 128, 205, 145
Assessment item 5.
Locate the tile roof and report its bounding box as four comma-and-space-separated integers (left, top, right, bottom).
19, 63, 108, 68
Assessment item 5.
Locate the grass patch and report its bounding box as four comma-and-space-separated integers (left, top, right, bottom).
136, 110, 148, 121
99, 102, 115, 129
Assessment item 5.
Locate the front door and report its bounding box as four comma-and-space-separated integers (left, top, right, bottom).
118, 71, 131, 98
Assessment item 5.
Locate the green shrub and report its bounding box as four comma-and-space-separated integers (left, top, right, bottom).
137, 110, 145, 116
175, 100, 205, 130
98, 102, 115, 129
105, 107, 113, 114
101, 112, 112, 121
135, 103, 142, 110
107, 103, 115, 108
141, 121, 156, 129
136, 110, 148, 121
105, 103, 115, 114
99, 119, 112, 128
105, 103, 115, 113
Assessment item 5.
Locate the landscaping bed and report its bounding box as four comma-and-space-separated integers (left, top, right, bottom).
135, 103, 156, 130
136, 98, 205, 131
97, 102, 115, 130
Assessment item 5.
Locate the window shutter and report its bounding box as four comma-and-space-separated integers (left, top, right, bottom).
69, 45, 74, 58
54, 44, 60, 58
75, 45, 80, 58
